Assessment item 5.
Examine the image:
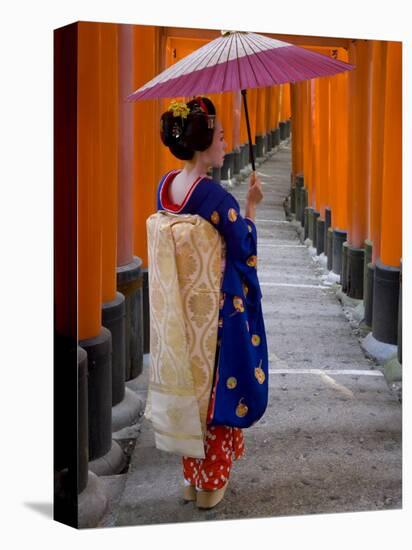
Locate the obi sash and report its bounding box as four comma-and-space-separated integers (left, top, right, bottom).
145, 210, 223, 458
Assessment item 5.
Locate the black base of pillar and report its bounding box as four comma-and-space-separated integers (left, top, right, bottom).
274, 128, 280, 147
279, 121, 287, 141
79, 327, 112, 462
363, 240, 373, 295
221, 151, 235, 180
270, 130, 276, 149
102, 292, 126, 406
327, 227, 333, 271
233, 148, 241, 176
212, 166, 221, 182
290, 186, 296, 214
347, 246, 365, 299
398, 262, 402, 364
372, 259, 400, 345
295, 187, 301, 223
266, 131, 272, 151
324, 208, 332, 255
364, 263, 375, 327
332, 229, 347, 276
294, 175, 304, 223
309, 210, 320, 247
304, 207, 313, 241
117, 257, 143, 381
238, 144, 245, 169
316, 218, 325, 255
78, 347, 89, 494
341, 242, 349, 293
302, 188, 308, 226
285, 119, 291, 138
256, 135, 264, 158
251, 144, 257, 165
295, 174, 304, 188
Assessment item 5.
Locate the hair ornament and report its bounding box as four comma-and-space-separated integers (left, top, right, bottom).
168, 100, 190, 119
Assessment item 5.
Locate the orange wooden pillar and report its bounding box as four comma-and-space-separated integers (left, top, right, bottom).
99, 24, 134, 414
232, 90, 243, 176
255, 87, 267, 158
100, 24, 119, 306
379, 42, 402, 270
121, 24, 161, 376
369, 41, 388, 264
310, 79, 320, 212
264, 87, 273, 153
308, 79, 321, 245
318, 77, 331, 219
290, 83, 303, 181
220, 91, 236, 181
78, 22, 103, 342
209, 91, 223, 179
239, 89, 248, 170
54, 24, 83, 517
290, 82, 304, 219
315, 75, 331, 254
329, 49, 350, 276
363, 40, 388, 327
371, 41, 402, 346
280, 83, 291, 139
270, 85, 281, 148
344, 39, 372, 298
77, 22, 113, 464
302, 80, 313, 204
300, 80, 313, 240
249, 87, 258, 167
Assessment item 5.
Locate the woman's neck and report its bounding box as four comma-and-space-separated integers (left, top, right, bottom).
181, 158, 210, 179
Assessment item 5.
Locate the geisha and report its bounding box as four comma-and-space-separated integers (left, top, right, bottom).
148, 96, 269, 509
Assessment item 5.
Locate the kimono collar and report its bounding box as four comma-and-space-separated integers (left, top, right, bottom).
160, 170, 204, 213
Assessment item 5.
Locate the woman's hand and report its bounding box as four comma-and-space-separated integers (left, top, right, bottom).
246, 172, 263, 206
245, 172, 263, 221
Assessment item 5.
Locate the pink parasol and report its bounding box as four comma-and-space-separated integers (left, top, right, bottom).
128, 30, 354, 170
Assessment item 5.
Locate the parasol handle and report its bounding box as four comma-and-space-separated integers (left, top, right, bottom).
241, 89, 255, 172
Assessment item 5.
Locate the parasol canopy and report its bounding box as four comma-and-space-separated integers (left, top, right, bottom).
128, 30, 354, 169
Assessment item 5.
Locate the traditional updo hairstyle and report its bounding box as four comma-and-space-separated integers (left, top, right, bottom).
160, 96, 216, 160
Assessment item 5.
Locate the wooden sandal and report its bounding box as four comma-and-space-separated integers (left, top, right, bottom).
182, 484, 197, 501
196, 481, 229, 509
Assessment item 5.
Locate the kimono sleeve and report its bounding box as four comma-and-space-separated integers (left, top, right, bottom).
210, 192, 258, 267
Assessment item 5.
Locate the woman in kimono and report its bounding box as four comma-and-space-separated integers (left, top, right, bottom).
157, 96, 268, 509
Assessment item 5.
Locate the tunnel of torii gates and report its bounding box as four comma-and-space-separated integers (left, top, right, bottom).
54, 22, 402, 500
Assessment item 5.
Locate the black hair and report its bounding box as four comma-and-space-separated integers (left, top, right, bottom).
160, 96, 216, 161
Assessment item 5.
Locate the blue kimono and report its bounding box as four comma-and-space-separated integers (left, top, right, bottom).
157, 169, 269, 429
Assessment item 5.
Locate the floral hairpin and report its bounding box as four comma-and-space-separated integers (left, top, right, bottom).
168, 100, 190, 119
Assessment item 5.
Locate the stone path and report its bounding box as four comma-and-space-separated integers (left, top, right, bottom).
99, 142, 402, 528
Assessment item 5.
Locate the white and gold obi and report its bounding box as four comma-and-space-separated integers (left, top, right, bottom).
145, 210, 226, 458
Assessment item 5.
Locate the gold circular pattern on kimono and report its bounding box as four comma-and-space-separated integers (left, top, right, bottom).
233, 296, 244, 312
254, 367, 265, 384
251, 334, 261, 346
242, 282, 248, 296
228, 208, 238, 222
246, 255, 257, 267
226, 376, 237, 389
247, 224, 253, 232
235, 398, 249, 417
218, 317, 223, 328
210, 211, 220, 224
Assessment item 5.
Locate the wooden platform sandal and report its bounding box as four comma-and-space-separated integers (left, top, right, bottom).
196, 481, 229, 509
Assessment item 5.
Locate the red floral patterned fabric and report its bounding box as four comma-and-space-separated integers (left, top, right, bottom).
182, 368, 245, 491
